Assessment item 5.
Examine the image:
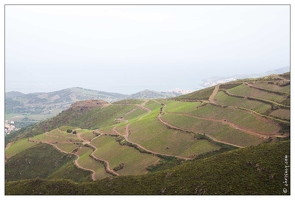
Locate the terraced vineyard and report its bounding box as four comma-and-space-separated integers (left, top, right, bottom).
92, 136, 159, 176
269, 108, 290, 120
215, 91, 272, 113
228, 83, 287, 103
5, 72, 290, 194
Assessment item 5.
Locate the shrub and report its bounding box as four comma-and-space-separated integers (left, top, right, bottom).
194, 133, 207, 140
113, 163, 124, 171
66, 129, 72, 133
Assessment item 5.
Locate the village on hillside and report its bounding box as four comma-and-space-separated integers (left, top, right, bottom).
5, 120, 17, 135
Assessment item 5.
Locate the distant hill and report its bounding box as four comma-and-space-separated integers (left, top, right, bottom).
5, 87, 185, 129
128, 89, 180, 99
4, 87, 128, 129
6, 91, 25, 98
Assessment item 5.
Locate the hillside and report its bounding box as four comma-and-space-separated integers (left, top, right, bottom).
6, 140, 290, 195
5, 87, 128, 129
5, 72, 290, 195
5, 143, 92, 182
6, 91, 25, 98
5, 88, 184, 130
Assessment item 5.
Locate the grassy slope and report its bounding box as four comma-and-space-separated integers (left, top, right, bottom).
129, 103, 221, 156
5, 138, 37, 159
5, 143, 78, 181
215, 91, 272, 113
164, 101, 201, 113
91, 136, 159, 176
269, 109, 290, 120
228, 84, 287, 103
113, 99, 145, 104
129, 116, 221, 156
46, 129, 77, 139
55, 143, 80, 153
5, 104, 136, 144
164, 101, 278, 134
174, 86, 214, 101
253, 82, 290, 93
187, 104, 279, 134
144, 100, 161, 110
76, 147, 111, 180
6, 140, 290, 195
161, 113, 263, 147
55, 104, 136, 129
31, 130, 82, 144
47, 161, 92, 182
124, 108, 148, 120
98, 126, 116, 134
78, 129, 97, 141
98, 107, 148, 134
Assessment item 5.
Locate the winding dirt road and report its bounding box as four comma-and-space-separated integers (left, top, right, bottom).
245, 82, 289, 95
221, 90, 290, 124
176, 113, 271, 139
37, 140, 97, 181
209, 84, 220, 104
86, 142, 119, 176
157, 114, 243, 148
111, 126, 192, 160
36, 129, 118, 180
106, 100, 193, 160
74, 157, 96, 181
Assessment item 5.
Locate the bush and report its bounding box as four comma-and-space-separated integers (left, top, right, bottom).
194, 133, 206, 140
72, 131, 77, 134
66, 129, 72, 133
113, 163, 124, 171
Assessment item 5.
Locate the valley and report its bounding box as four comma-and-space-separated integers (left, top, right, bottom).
5, 72, 290, 195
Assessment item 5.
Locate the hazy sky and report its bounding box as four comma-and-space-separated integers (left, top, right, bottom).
5, 5, 290, 94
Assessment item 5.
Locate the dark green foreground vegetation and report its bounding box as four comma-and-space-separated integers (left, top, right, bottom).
5, 144, 92, 182
6, 140, 290, 195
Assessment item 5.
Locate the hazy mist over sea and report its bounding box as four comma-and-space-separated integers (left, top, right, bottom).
5, 5, 290, 94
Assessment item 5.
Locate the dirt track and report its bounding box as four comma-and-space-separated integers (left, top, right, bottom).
105, 100, 193, 160
87, 143, 119, 176
38, 130, 118, 180
157, 112, 243, 148
273, 74, 290, 81
178, 113, 271, 139
5, 142, 12, 150
158, 103, 244, 148
111, 126, 192, 160
39, 140, 97, 181
74, 157, 96, 181
245, 82, 289, 95
209, 84, 220, 104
